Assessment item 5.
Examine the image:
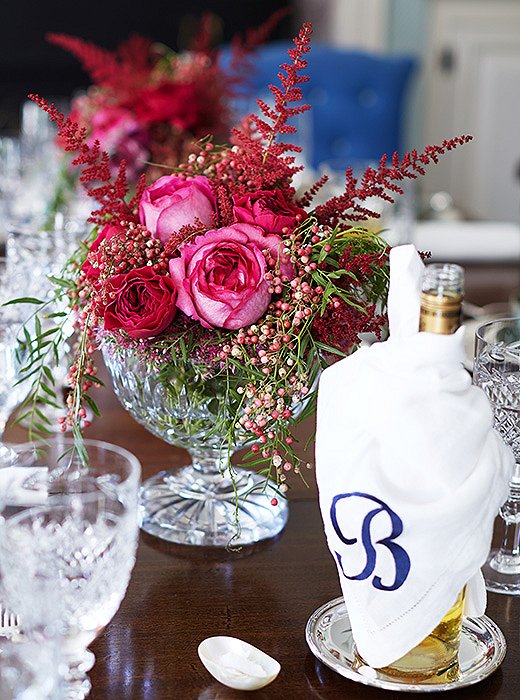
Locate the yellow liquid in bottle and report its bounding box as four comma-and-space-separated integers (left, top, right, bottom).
378, 588, 465, 683
369, 264, 465, 684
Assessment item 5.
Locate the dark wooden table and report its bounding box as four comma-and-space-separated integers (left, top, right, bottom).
7, 262, 520, 699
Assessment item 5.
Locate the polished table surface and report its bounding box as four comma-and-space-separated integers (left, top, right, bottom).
7, 262, 520, 699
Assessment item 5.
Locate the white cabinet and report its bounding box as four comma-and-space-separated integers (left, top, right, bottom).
422, 0, 520, 221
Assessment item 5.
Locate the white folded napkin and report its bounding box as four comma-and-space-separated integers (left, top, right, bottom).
315, 244, 514, 668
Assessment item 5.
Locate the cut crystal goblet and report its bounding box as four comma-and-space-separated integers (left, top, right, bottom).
473, 317, 520, 594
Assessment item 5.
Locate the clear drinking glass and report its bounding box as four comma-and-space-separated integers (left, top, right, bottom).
0, 637, 63, 699
0, 258, 26, 464
0, 136, 22, 212
0, 438, 141, 699
6, 218, 88, 431
473, 317, 520, 594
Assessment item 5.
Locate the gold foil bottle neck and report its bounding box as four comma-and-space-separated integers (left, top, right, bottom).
419, 262, 464, 335
419, 291, 463, 335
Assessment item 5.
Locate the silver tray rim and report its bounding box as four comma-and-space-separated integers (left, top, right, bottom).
305, 596, 507, 693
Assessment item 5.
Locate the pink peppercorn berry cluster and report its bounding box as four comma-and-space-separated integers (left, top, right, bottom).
62, 223, 169, 432
214, 221, 328, 486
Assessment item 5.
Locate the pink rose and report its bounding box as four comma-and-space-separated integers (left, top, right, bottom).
82, 224, 122, 281
89, 106, 149, 180
233, 190, 307, 235
169, 223, 293, 330
104, 267, 177, 339
139, 175, 216, 246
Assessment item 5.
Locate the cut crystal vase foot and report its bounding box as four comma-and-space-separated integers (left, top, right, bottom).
140, 462, 288, 547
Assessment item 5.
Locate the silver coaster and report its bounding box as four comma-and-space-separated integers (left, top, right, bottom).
306, 597, 506, 693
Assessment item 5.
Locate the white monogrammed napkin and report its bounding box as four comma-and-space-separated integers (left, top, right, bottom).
315, 245, 514, 668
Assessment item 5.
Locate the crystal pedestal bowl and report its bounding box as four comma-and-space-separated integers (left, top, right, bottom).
103, 344, 289, 547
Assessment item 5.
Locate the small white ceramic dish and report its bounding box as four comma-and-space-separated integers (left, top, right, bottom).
198, 636, 281, 691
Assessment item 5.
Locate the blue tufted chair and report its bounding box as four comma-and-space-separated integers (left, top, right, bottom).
221, 42, 416, 170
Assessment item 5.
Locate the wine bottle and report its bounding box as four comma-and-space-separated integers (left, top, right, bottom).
380, 262, 466, 683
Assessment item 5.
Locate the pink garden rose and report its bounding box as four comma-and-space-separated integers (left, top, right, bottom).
81, 224, 122, 281
89, 106, 149, 179
169, 223, 293, 330
139, 175, 216, 246
233, 190, 307, 235
104, 267, 177, 339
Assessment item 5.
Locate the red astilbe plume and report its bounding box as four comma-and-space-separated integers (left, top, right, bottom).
189, 12, 216, 55
228, 7, 292, 89
313, 300, 387, 355
213, 184, 235, 227
313, 136, 473, 227
163, 219, 209, 258
297, 172, 329, 208
47, 33, 153, 100
28, 95, 142, 225
312, 245, 390, 353
225, 23, 312, 199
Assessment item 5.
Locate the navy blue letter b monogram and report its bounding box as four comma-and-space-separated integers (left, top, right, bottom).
330, 492, 410, 592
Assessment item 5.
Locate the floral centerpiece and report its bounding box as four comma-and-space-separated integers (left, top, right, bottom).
47, 12, 285, 185
18, 23, 470, 546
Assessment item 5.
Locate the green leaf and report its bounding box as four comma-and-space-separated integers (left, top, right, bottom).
30, 421, 53, 436
86, 375, 104, 387
43, 366, 56, 385
83, 394, 101, 417
47, 276, 75, 289
44, 311, 68, 319
40, 382, 57, 399
35, 407, 53, 426
314, 341, 349, 358
1, 297, 45, 306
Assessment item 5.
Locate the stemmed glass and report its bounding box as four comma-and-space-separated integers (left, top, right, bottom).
6, 218, 88, 431
0, 257, 26, 464
473, 317, 520, 594
0, 637, 63, 699
0, 438, 141, 699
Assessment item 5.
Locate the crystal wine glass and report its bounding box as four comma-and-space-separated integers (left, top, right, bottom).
0, 438, 141, 699
0, 257, 26, 464
6, 218, 88, 431
473, 317, 520, 594
0, 636, 63, 699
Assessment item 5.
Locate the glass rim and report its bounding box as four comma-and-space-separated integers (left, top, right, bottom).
0, 486, 129, 531
9, 437, 141, 483
475, 316, 520, 343
6, 222, 52, 236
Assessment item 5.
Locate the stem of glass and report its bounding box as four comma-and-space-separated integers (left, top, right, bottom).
190, 447, 231, 476
0, 410, 16, 465
491, 462, 520, 574
59, 643, 95, 700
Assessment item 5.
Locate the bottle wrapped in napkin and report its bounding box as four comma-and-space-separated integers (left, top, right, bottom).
315, 245, 514, 669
